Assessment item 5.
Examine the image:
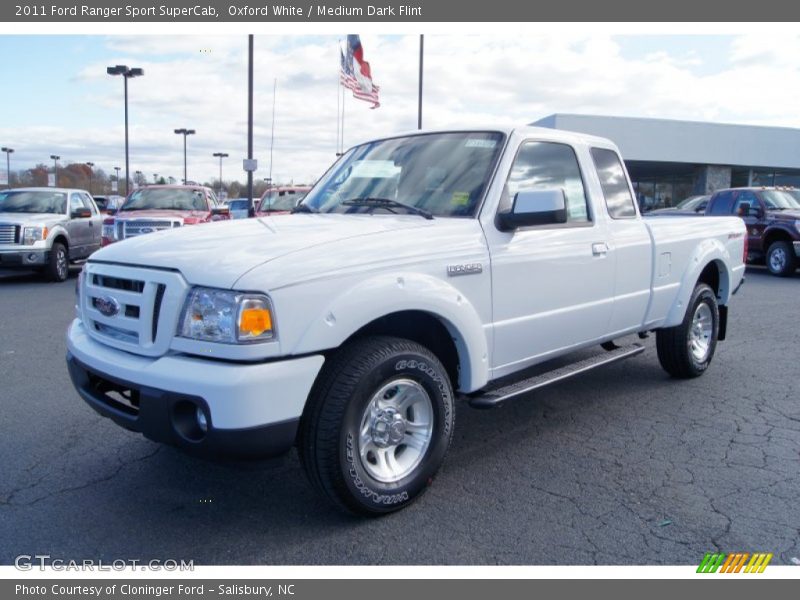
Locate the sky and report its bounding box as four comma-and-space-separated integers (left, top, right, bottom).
1, 33, 800, 186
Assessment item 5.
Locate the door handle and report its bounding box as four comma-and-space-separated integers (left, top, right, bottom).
592, 242, 609, 256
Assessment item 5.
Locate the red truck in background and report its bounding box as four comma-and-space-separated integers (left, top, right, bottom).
102, 185, 229, 246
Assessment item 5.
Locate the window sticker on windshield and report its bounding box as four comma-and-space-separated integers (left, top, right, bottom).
350, 160, 402, 178
451, 192, 470, 206
465, 139, 497, 149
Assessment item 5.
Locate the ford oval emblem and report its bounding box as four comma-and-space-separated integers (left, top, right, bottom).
95, 295, 121, 318
140, 227, 154, 234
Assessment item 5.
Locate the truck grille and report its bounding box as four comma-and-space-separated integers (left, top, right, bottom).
81, 262, 189, 357
0, 223, 20, 244
116, 219, 180, 240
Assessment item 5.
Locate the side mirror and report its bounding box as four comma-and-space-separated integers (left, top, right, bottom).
211, 206, 230, 218
107, 208, 117, 216
71, 207, 92, 219
496, 189, 568, 231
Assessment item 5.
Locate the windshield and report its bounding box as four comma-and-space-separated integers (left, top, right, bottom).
761, 190, 800, 210
228, 200, 250, 210
259, 189, 309, 212
300, 131, 505, 217
0, 191, 67, 214
121, 188, 208, 212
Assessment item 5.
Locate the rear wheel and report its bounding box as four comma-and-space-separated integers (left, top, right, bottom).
298, 336, 454, 516
45, 242, 69, 282
656, 283, 719, 378
766, 241, 796, 277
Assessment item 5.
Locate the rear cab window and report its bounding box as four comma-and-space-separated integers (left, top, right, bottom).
590, 147, 637, 219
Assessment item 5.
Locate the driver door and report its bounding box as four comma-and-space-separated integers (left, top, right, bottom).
485, 140, 615, 376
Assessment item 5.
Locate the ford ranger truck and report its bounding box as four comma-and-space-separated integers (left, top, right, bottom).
66, 127, 746, 515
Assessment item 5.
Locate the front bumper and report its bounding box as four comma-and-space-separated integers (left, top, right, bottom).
66, 319, 325, 458
0, 248, 48, 267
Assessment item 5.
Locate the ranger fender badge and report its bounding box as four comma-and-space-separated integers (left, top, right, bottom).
447, 263, 483, 277
95, 295, 121, 317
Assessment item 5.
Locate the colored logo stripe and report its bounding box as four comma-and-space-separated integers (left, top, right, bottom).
697, 552, 773, 573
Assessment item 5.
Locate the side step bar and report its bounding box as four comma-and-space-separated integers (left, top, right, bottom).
468, 343, 645, 409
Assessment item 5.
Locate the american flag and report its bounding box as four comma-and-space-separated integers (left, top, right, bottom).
340, 35, 380, 109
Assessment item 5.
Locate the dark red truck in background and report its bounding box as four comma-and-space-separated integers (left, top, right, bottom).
102, 185, 229, 246
705, 187, 800, 277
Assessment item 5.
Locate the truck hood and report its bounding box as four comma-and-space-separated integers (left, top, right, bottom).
89, 214, 463, 289
0, 212, 67, 227
767, 209, 800, 221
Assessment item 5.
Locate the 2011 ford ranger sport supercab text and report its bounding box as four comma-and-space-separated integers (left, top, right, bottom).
66, 127, 747, 515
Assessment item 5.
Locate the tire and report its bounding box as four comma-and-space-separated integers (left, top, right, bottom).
656, 283, 719, 379
45, 242, 69, 282
766, 241, 796, 277
298, 335, 455, 516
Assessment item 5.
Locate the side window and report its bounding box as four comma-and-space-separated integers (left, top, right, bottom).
708, 191, 734, 215
732, 191, 760, 217
69, 193, 87, 214
82, 193, 98, 214
505, 141, 590, 223
590, 147, 637, 219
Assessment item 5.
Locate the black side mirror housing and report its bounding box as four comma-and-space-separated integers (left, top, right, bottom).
496, 189, 568, 231
71, 207, 92, 219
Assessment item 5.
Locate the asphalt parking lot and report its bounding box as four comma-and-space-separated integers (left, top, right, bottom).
0, 265, 798, 566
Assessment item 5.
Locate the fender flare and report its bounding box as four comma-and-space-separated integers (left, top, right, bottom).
290, 271, 489, 392
46, 224, 70, 248
662, 239, 733, 328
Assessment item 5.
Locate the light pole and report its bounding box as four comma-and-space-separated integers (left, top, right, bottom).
135, 170, 143, 188
212, 152, 228, 197
107, 65, 144, 196
50, 155, 60, 187
85, 162, 95, 194
1, 147, 12, 189
114, 166, 121, 193
153, 173, 158, 184
174, 128, 195, 185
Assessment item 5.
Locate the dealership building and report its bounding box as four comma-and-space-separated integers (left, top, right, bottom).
533, 114, 800, 211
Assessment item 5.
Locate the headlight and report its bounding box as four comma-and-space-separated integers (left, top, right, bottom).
102, 222, 116, 240
178, 287, 275, 344
22, 226, 47, 245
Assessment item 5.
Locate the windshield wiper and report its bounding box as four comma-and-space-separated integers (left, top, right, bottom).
342, 197, 434, 220
291, 203, 318, 214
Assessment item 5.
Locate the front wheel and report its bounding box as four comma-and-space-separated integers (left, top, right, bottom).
298, 336, 455, 516
656, 283, 719, 378
45, 242, 69, 282
766, 241, 796, 277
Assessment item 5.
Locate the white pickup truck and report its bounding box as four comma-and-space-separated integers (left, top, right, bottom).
66, 127, 746, 515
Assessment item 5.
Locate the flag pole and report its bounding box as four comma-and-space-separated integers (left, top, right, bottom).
418, 34, 424, 130
336, 39, 341, 155
341, 73, 346, 155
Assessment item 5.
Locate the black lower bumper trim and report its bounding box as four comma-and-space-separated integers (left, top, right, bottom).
66, 352, 298, 459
